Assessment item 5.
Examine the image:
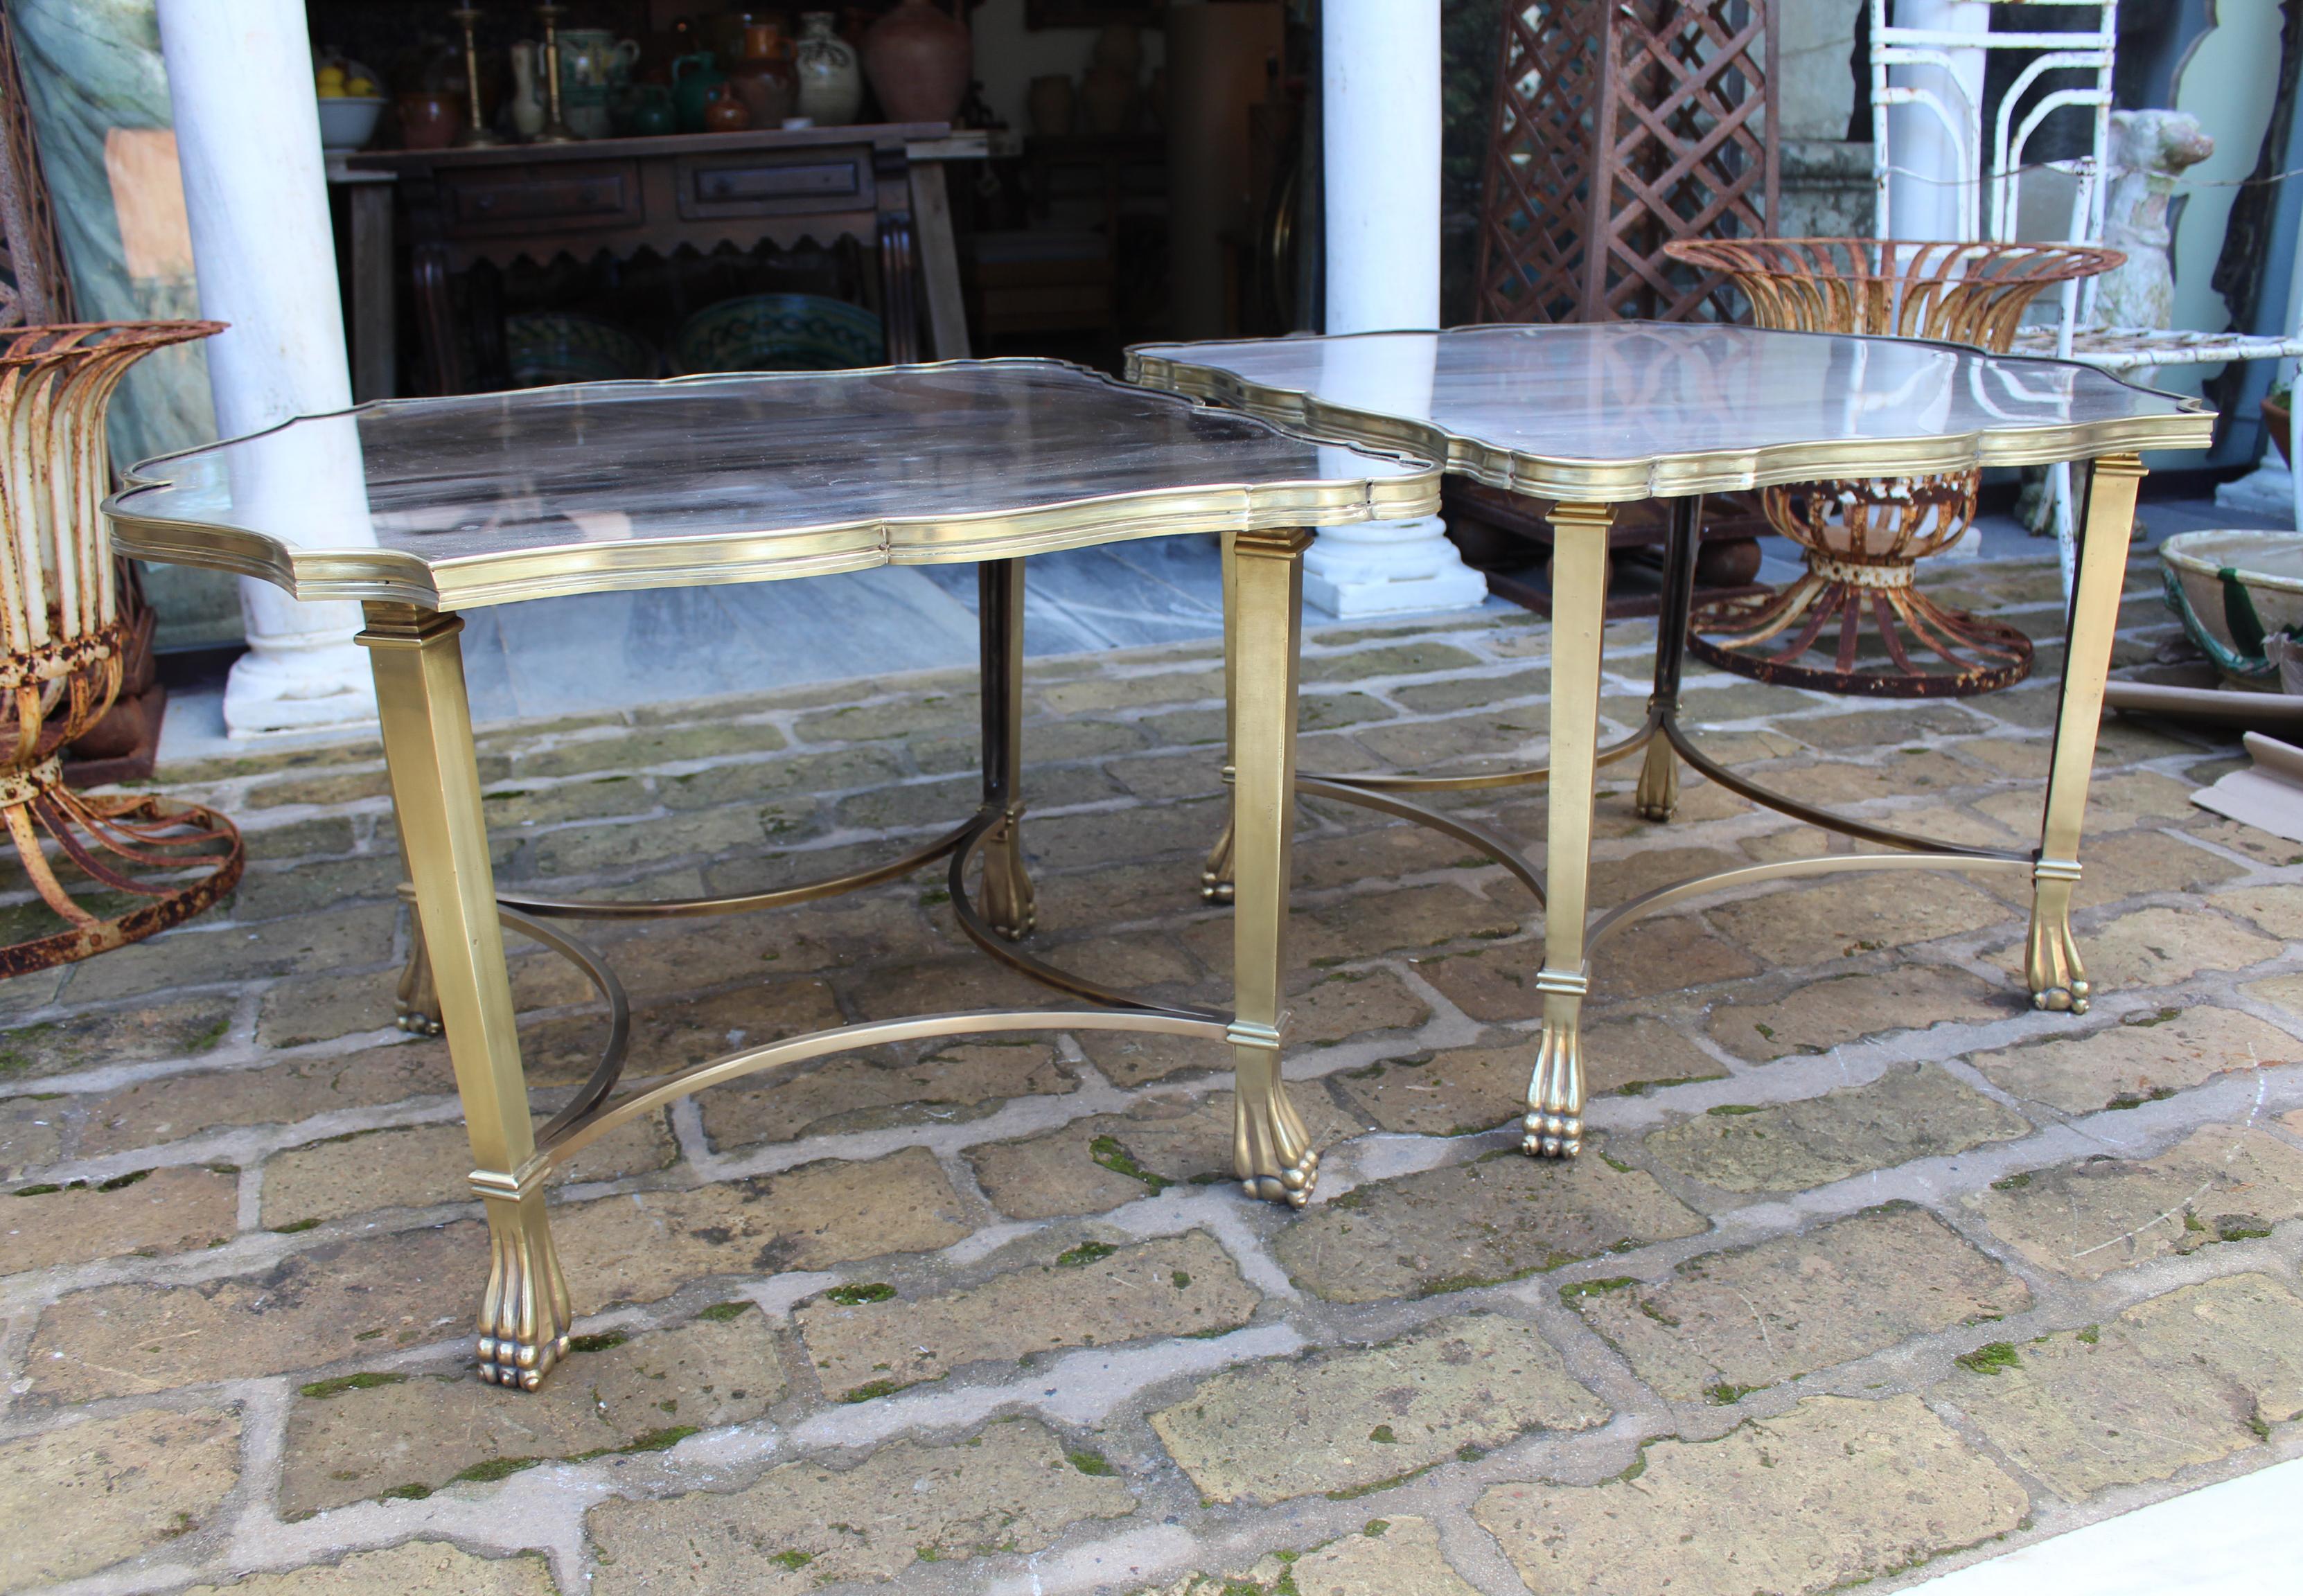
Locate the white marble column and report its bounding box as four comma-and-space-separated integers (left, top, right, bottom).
159, 0, 379, 736
1311, 0, 1485, 619
1883, 0, 1988, 242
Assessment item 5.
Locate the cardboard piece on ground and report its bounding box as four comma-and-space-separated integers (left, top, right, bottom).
2192, 731, 2303, 842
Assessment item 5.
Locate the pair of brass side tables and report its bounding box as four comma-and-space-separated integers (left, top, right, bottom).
109, 329, 2209, 1390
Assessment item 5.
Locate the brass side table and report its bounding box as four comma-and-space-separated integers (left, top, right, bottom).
1128, 323, 2212, 1160
106, 362, 1436, 1391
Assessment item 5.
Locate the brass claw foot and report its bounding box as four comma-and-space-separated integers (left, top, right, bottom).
1634, 732, 1679, 823
1201, 810, 1235, 904
1521, 981, 1586, 1160
1521, 1110, 1582, 1160
980, 804, 1037, 940
2026, 866, 2090, 1016
1232, 1033, 1318, 1206
473, 1176, 573, 1392
1243, 1145, 1320, 1207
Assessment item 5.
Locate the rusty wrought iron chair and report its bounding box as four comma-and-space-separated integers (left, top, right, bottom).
0, 321, 243, 975
1662, 237, 2120, 695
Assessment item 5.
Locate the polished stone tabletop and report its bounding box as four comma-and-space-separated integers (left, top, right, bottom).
106, 361, 1439, 611
1127, 323, 2216, 502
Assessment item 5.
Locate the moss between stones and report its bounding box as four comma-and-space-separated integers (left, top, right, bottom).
299, 1370, 407, 1400
1956, 1341, 2022, 1375
1055, 1240, 1118, 1268
826, 1282, 897, 1306
1088, 1135, 1169, 1194
697, 1299, 753, 1320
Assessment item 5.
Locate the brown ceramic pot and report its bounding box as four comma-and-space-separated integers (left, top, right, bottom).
396, 90, 460, 150
861, 0, 970, 125
703, 80, 754, 131
2266, 393, 2292, 468
727, 21, 796, 127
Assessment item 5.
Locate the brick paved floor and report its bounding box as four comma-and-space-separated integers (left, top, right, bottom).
3, 549, 2300, 1595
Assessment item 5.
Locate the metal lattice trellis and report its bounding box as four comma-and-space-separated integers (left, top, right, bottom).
1474, 0, 1779, 325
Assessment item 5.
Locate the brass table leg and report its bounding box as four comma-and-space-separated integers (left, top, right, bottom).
1525, 502, 1614, 1159
977, 559, 1036, 939
1201, 529, 1239, 903
391, 837, 443, 1035
2027, 452, 2144, 1013
1636, 497, 1702, 822
1228, 526, 1317, 1204
360, 603, 571, 1391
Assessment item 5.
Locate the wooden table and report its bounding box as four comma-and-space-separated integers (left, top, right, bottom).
351, 125, 982, 396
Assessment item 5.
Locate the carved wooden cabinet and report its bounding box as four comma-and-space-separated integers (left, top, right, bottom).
355, 123, 945, 393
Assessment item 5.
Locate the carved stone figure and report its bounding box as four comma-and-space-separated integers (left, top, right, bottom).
2090, 109, 2216, 332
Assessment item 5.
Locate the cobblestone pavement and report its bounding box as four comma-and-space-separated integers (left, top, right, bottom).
3, 549, 2300, 1595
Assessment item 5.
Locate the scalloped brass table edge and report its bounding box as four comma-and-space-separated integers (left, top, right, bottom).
1123, 329, 2214, 502
103, 360, 1441, 612
114, 364, 1379, 1391
1127, 330, 2185, 1164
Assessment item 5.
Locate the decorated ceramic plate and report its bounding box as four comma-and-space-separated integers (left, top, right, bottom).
669, 294, 885, 375
2160, 528, 2303, 685
505, 313, 660, 387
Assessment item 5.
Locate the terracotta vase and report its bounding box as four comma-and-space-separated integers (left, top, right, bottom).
2266, 393, 2293, 468
861, 0, 970, 125
727, 21, 796, 127
398, 90, 460, 150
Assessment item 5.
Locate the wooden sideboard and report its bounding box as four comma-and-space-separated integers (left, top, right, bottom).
353, 123, 969, 394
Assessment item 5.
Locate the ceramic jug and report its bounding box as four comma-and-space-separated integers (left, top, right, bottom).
727, 21, 796, 128
794, 12, 863, 127
861, 0, 970, 125
672, 51, 727, 133
558, 28, 640, 139
507, 42, 546, 139
628, 83, 677, 136
703, 81, 753, 131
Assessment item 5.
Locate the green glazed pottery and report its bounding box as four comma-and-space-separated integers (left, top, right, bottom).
668, 294, 885, 374
504, 312, 658, 387
2160, 528, 2303, 685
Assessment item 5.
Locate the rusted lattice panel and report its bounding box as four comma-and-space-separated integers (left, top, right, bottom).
1475, 0, 1778, 324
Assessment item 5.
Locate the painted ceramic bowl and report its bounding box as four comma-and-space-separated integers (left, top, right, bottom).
317, 96, 387, 152
2160, 528, 2303, 686
668, 293, 885, 375
504, 313, 658, 387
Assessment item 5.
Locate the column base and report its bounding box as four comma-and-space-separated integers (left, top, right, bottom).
224, 638, 381, 737
1302, 515, 1489, 619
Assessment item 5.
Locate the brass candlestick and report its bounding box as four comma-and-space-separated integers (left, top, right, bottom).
451, 7, 504, 145
533, 3, 577, 142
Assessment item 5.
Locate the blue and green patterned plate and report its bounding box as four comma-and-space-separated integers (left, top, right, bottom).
669, 294, 885, 375
505, 313, 659, 388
